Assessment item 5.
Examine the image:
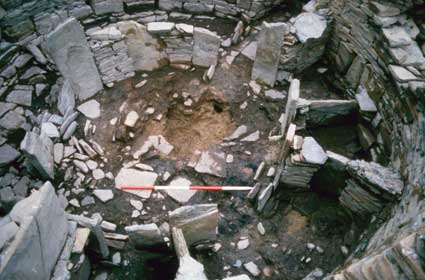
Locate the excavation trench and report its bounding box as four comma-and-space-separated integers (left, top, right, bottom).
67, 58, 369, 279
0, 3, 400, 280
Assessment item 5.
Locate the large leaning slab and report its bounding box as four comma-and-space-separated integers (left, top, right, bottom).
46, 17, 103, 101
20, 132, 54, 179
193, 27, 221, 67
169, 204, 219, 245
1, 182, 68, 280
251, 22, 287, 86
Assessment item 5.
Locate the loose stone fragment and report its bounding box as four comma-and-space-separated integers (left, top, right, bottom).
93, 189, 114, 203
77, 99, 101, 119
165, 177, 196, 204
0, 144, 20, 167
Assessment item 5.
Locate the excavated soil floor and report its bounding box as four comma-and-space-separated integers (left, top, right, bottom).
53, 15, 368, 280
65, 31, 367, 279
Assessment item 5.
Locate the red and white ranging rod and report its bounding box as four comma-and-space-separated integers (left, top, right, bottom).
120, 185, 253, 191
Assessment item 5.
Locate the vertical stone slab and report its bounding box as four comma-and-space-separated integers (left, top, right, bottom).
192, 27, 221, 67
0, 217, 47, 280
1, 182, 68, 280
20, 132, 54, 179
46, 18, 103, 101
280, 79, 300, 134
251, 22, 287, 86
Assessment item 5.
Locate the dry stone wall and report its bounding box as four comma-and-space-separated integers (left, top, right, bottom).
321, 0, 425, 278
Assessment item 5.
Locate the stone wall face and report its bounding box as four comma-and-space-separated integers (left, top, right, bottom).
324, 0, 425, 278
158, 0, 284, 20
0, 0, 285, 43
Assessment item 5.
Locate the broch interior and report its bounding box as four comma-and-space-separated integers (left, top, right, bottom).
0, 0, 424, 280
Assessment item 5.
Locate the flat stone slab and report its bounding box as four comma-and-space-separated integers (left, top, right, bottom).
93, 189, 114, 203
0, 144, 20, 167
225, 125, 248, 141
194, 151, 226, 177
301, 137, 328, 165
388, 65, 420, 82
294, 12, 327, 43
164, 177, 196, 204
169, 204, 219, 245
265, 89, 285, 100
115, 168, 157, 198
46, 18, 103, 101
124, 111, 139, 127
6, 89, 32, 107
77, 99, 101, 119
0, 110, 26, 131
41, 122, 60, 138
193, 27, 221, 67
125, 223, 163, 248
355, 87, 378, 113
147, 22, 175, 34
241, 41, 257, 61
252, 22, 287, 86
347, 160, 404, 196
0, 102, 16, 118
382, 26, 412, 47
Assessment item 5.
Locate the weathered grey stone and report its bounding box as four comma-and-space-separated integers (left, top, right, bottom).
93, 189, 114, 203
57, 79, 75, 116
194, 151, 226, 177
124, 111, 139, 127
265, 89, 285, 100
241, 41, 257, 61
301, 137, 328, 165
117, 21, 167, 71
251, 22, 287, 86
0, 144, 20, 167
355, 87, 377, 114
3, 182, 68, 280
306, 99, 358, 127
165, 177, 196, 204
26, 44, 47, 65
125, 223, 163, 248
294, 12, 327, 43
223, 275, 251, 280
382, 26, 412, 47
0, 217, 47, 280
225, 125, 248, 141
388, 64, 420, 82
183, 3, 214, 14
0, 102, 16, 118
20, 132, 54, 179
77, 99, 101, 119
0, 221, 18, 250
41, 122, 60, 138
193, 27, 221, 67
147, 22, 175, 34
347, 160, 404, 196
6, 89, 32, 107
89, 0, 123, 15
46, 18, 103, 101
115, 168, 157, 198
169, 204, 219, 245
0, 110, 26, 131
